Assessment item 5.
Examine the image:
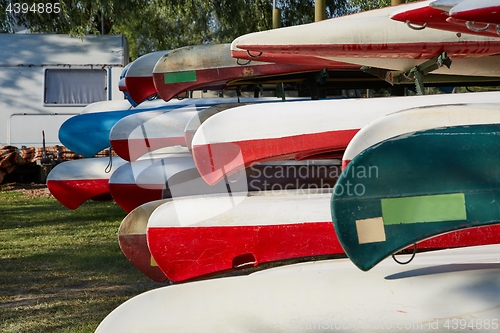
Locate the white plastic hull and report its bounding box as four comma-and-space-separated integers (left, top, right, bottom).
191, 91, 500, 185
231, 4, 500, 75
95, 244, 500, 333
342, 102, 500, 168
46, 156, 127, 209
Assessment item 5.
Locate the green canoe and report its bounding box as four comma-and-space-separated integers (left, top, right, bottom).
331, 124, 500, 271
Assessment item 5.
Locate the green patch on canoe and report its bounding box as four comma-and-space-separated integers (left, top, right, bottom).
164, 71, 197, 84
381, 193, 466, 225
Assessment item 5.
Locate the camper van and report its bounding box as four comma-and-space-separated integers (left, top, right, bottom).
0, 33, 128, 148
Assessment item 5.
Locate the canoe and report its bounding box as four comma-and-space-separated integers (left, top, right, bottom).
118, 157, 340, 278
110, 150, 340, 213
147, 189, 342, 282
331, 123, 500, 271
59, 98, 249, 158
148, 149, 500, 283
95, 244, 500, 333
231, 4, 500, 77
80, 99, 133, 114
184, 103, 246, 152
183, 100, 308, 152
430, 0, 464, 12
390, 1, 500, 38
118, 159, 340, 281
342, 103, 500, 169
117, 199, 170, 282
110, 97, 290, 161
162, 159, 339, 199
450, 0, 500, 25
123, 51, 167, 106
118, 62, 132, 100
152, 43, 358, 102
109, 107, 201, 162
191, 91, 500, 186
46, 156, 127, 209
108, 150, 193, 213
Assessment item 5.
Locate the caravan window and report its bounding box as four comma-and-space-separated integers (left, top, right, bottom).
44, 68, 107, 106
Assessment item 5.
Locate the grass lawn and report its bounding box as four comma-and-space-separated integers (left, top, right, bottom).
0, 184, 162, 333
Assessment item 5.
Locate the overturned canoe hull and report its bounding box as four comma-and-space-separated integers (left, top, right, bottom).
390, 1, 500, 38
123, 51, 167, 106
95, 244, 500, 333
332, 123, 500, 271
342, 103, 500, 168
191, 91, 500, 185
231, 4, 500, 76
46, 156, 127, 209
153, 43, 358, 102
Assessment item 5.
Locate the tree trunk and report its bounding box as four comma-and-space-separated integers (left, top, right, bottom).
315, 0, 326, 22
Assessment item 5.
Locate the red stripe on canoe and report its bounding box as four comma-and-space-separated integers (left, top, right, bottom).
147, 222, 500, 282
46, 179, 111, 210
451, 7, 500, 25
236, 41, 500, 59
192, 129, 359, 185
147, 222, 340, 282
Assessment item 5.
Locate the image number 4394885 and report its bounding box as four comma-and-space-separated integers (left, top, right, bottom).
6, 2, 61, 14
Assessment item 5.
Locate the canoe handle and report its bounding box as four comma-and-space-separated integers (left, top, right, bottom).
466, 21, 490, 32
405, 20, 427, 30
105, 147, 113, 174
391, 243, 417, 265
236, 58, 251, 66
246, 50, 263, 59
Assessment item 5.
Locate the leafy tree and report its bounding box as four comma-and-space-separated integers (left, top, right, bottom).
348, 0, 419, 11
1, 0, 358, 59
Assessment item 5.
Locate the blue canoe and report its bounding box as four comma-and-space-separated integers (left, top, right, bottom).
59, 97, 273, 157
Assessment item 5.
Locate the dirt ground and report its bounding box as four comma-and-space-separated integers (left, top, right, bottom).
0, 182, 53, 199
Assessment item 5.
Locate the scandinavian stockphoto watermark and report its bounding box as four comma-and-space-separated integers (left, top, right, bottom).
246, 162, 341, 195
332, 165, 379, 197
244, 162, 379, 197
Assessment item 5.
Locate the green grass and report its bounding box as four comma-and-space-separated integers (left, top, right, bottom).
0, 187, 162, 333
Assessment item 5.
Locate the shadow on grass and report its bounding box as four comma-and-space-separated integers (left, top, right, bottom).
0, 195, 163, 333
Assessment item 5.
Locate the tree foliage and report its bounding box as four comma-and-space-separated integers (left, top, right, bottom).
348, 0, 419, 11
1, 0, 380, 59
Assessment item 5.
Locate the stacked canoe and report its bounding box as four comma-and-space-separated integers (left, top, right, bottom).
42, 1, 500, 331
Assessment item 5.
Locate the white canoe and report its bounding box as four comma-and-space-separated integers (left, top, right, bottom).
184, 103, 246, 151
80, 99, 133, 114
46, 156, 127, 209
147, 189, 341, 282
110, 97, 287, 161
342, 103, 500, 169
95, 244, 500, 333
120, 159, 341, 281
108, 149, 193, 213
390, 1, 500, 39
430, 0, 463, 12
450, 0, 500, 25
231, 4, 500, 76
191, 91, 500, 185
109, 106, 203, 161
183, 98, 306, 151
